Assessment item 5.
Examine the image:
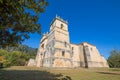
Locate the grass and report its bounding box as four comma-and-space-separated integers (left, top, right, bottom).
0, 66, 120, 80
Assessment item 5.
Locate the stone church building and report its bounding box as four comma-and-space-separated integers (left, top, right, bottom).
28, 16, 109, 68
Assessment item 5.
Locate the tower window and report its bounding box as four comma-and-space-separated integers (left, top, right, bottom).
40, 53, 43, 56
62, 51, 65, 56
91, 48, 93, 51
64, 42, 67, 47
41, 44, 44, 48
61, 24, 64, 29
72, 47, 74, 50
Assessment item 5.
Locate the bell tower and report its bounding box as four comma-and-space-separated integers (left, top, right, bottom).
50, 15, 70, 43
48, 15, 72, 68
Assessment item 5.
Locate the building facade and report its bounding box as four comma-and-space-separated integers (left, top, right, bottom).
28, 16, 109, 68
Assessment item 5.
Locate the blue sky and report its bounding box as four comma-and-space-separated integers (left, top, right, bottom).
23, 0, 120, 59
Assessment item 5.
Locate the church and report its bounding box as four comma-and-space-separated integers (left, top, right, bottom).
28, 16, 109, 68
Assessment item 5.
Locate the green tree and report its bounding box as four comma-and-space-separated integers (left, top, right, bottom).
0, 50, 11, 67
0, 0, 48, 47
107, 50, 120, 68
0, 49, 32, 67
7, 51, 30, 66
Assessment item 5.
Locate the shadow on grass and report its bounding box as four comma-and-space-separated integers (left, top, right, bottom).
97, 72, 120, 75
0, 70, 72, 80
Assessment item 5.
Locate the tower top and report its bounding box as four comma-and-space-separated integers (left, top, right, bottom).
50, 15, 68, 26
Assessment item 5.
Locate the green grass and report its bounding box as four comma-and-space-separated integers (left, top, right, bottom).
0, 66, 120, 80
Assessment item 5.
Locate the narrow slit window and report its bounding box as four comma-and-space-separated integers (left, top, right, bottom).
72, 47, 74, 50
65, 42, 67, 47
61, 24, 64, 29
62, 51, 65, 56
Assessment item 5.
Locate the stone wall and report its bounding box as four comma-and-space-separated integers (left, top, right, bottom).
27, 59, 35, 66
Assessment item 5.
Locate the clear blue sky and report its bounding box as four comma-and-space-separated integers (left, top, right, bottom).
23, 0, 120, 59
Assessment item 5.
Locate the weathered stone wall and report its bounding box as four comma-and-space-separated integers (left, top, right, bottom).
36, 34, 48, 67
78, 44, 86, 67
82, 42, 109, 68
27, 59, 35, 66
71, 44, 81, 67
